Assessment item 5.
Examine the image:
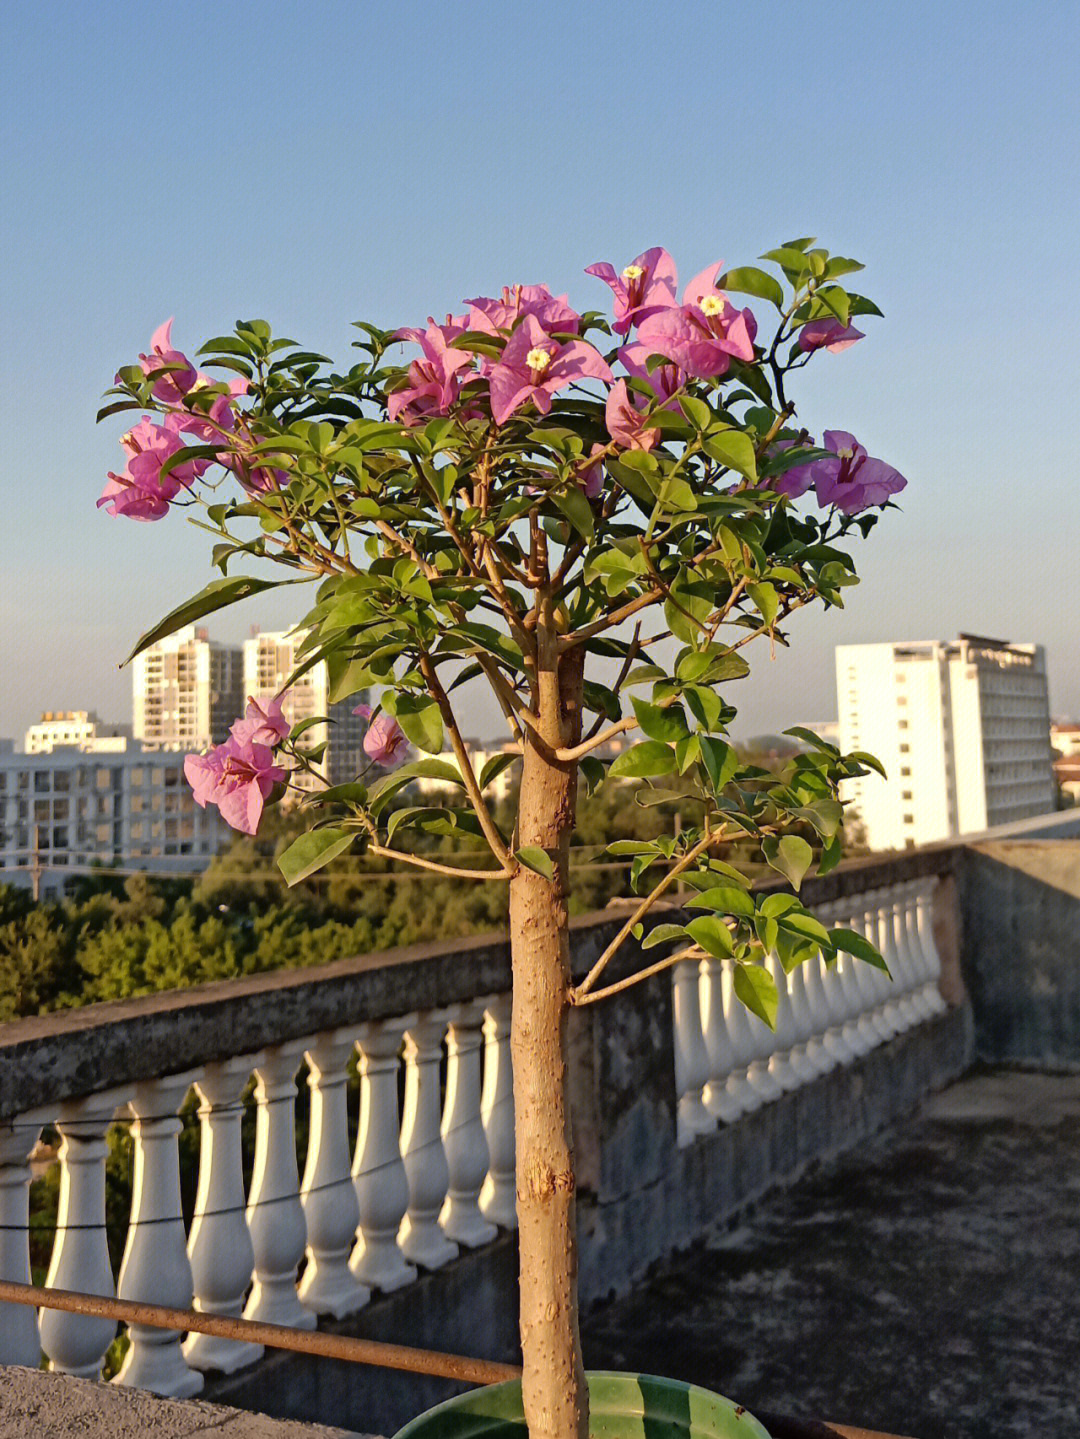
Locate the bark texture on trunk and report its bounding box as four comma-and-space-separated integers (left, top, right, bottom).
510, 641, 587, 1439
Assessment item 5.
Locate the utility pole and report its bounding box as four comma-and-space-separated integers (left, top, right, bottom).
31, 827, 42, 903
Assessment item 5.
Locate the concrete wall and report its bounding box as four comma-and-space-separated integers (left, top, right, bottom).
957, 839, 1080, 1067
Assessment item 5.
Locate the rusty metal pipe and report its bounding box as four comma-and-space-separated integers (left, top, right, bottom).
0, 1279, 522, 1387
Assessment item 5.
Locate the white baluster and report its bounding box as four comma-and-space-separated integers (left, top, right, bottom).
114, 1073, 202, 1396
298, 1030, 369, 1318
721, 965, 764, 1112
885, 893, 920, 1030
700, 959, 744, 1122
672, 959, 716, 1143
828, 903, 874, 1057
184, 1057, 262, 1374
901, 882, 938, 1019
398, 1013, 459, 1270
440, 1004, 499, 1246
244, 1042, 316, 1330
915, 879, 948, 1015
840, 896, 886, 1051
478, 994, 517, 1230
816, 905, 856, 1066
743, 966, 784, 1103
765, 951, 802, 1091
866, 892, 903, 1039
0, 1114, 47, 1366
350, 1019, 417, 1292
799, 947, 836, 1076
40, 1092, 124, 1379
782, 959, 816, 1082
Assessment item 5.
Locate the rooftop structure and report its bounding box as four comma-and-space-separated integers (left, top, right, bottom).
837, 636, 1056, 849
24, 712, 132, 754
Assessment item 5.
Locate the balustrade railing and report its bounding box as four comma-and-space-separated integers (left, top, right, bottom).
0, 848, 962, 1396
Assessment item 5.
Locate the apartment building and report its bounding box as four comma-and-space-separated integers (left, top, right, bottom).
0, 741, 227, 898
132, 626, 243, 750
25, 712, 131, 754
837, 635, 1056, 849
243, 629, 370, 788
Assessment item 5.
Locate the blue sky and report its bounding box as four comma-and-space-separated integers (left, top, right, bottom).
2, 0, 1077, 742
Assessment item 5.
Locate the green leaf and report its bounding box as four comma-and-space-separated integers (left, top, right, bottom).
278, 827, 355, 886
552, 485, 595, 540
818, 833, 843, 876
680, 395, 712, 431
608, 741, 678, 779
785, 725, 840, 756
686, 886, 756, 919
479, 752, 519, 790
760, 246, 813, 275
675, 732, 701, 774
717, 266, 785, 309
702, 429, 758, 482
382, 693, 443, 754
762, 834, 813, 891
632, 699, 690, 744
579, 756, 605, 797
685, 915, 734, 958
747, 582, 779, 627
847, 749, 887, 779
699, 736, 738, 792
734, 963, 779, 1029
516, 846, 554, 881
124, 576, 301, 665
831, 927, 890, 972
302, 782, 368, 807
641, 922, 689, 951
684, 685, 724, 733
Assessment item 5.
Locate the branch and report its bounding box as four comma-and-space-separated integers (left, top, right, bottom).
368, 844, 511, 881
570, 828, 725, 1001
570, 945, 701, 1006
420, 655, 513, 868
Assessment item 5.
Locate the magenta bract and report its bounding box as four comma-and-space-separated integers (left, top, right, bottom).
797, 318, 865, 354
584, 248, 678, 336
488, 315, 612, 425
184, 735, 287, 835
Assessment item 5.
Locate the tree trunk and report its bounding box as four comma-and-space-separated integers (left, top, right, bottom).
509, 640, 587, 1439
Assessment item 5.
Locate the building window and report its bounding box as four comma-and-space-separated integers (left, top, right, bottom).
898, 720, 909, 730
900, 766, 911, 776
903, 813, 914, 824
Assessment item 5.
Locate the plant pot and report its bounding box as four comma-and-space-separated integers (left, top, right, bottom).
392, 1372, 771, 1439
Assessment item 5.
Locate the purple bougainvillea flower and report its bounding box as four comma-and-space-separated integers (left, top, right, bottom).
585, 248, 678, 335
797, 318, 865, 354
488, 315, 612, 425
763, 438, 815, 499
388, 321, 475, 424
185, 734, 287, 835
466, 285, 581, 336
636, 265, 757, 379
618, 343, 688, 410
605, 379, 660, 452
97, 415, 210, 521
231, 694, 290, 749
778, 430, 907, 513
353, 704, 411, 767
138, 319, 199, 404
578, 444, 606, 500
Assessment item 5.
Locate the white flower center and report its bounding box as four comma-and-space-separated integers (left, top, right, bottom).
526, 346, 554, 374
700, 294, 726, 317
622, 264, 645, 281
837, 447, 855, 460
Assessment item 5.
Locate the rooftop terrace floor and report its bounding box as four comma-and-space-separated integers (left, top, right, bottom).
581, 1067, 1080, 1439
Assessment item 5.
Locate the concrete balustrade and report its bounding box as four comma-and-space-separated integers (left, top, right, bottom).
0, 841, 981, 1401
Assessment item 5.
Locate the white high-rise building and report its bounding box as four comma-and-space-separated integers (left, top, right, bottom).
837, 635, 1056, 850
132, 626, 244, 751
242, 630, 370, 789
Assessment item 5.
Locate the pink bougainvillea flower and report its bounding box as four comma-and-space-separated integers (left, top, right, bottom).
185, 734, 287, 835
231, 694, 290, 749
636, 265, 757, 380
797, 318, 865, 354
138, 319, 199, 404
466, 285, 581, 336
618, 343, 688, 410
97, 415, 210, 521
488, 315, 612, 425
584, 248, 678, 335
777, 430, 907, 513
605, 379, 660, 452
353, 704, 410, 767
577, 444, 606, 500
388, 321, 475, 424
179, 376, 250, 441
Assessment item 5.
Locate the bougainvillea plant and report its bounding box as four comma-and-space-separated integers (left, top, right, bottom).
99, 238, 903, 1439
